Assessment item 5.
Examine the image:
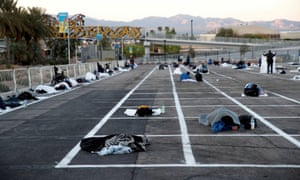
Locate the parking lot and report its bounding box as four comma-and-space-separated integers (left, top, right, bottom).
0, 63, 299, 180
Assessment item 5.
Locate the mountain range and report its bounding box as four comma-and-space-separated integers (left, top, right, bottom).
85, 14, 300, 34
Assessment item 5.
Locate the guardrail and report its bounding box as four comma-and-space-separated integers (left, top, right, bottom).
0, 60, 123, 97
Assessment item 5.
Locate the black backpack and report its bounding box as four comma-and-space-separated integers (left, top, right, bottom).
244, 83, 259, 97
239, 115, 257, 129
136, 105, 153, 116
195, 72, 202, 82
159, 64, 167, 70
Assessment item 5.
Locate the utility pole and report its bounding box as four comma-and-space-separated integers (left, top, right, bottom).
164, 40, 166, 63
191, 19, 194, 40
67, 20, 71, 64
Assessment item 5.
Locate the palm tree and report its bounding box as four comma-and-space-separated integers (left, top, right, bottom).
240, 45, 249, 60
170, 28, 176, 34
23, 7, 53, 64
0, 0, 18, 63
0, 0, 18, 36
150, 29, 155, 36
164, 26, 170, 33
10, 6, 29, 64
157, 26, 162, 32
1, 0, 54, 65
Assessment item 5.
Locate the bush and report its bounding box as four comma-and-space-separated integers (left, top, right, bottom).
48, 58, 68, 65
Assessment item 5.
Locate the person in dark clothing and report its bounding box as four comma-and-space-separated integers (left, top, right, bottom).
129, 55, 135, 70
263, 50, 276, 74
0, 96, 6, 110
258, 58, 262, 67
184, 55, 190, 66
54, 65, 58, 76
97, 62, 104, 73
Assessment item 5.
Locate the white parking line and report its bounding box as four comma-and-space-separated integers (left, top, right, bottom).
268, 91, 300, 104
55, 67, 157, 168
91, 134, 300, 137
263, 116, 300, 119
133, 92, 172, 94
58, 163, 300, 168
169, 66, 196, 164
209, 71, 236, 80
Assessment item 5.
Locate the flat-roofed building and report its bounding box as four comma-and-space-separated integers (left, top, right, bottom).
280, 31, 300, 40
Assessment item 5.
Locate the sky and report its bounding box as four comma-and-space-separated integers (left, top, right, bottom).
17, 0, 300, 22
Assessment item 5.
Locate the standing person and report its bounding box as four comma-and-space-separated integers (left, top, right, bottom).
184, 55, 190, 66
263, 50, 276, 74
129, 55, 135, 70
258, 57, 262, 67
54, 65, 58, 76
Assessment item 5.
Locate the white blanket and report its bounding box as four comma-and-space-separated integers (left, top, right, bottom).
241, 93, 268, 97
96, 145, 133, 156
124, 108, 162, 116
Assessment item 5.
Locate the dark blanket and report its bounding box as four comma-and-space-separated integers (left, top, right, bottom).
0, 96, 6, 110
80, 134, 150, 153
17, 91, 38, 100
4, 96, 21, 108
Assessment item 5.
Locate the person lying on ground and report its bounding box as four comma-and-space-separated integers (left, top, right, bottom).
179, 72, 197, 82
199, 107, 257, 133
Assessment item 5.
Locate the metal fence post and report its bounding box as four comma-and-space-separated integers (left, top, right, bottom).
73, 65, 76, 78
27, 68, 32, 90
13, 69, 17, 94
40, 68, 43, 85
79, 64, 81, 76
66, 66, 69, 77
83, 64, 86, 75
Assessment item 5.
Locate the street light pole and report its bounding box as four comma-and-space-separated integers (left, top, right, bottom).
121, 37, 124, 60
164, 40, 166, 63
67, 19, 71, 64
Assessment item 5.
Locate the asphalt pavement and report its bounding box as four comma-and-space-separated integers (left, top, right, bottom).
0, 62, 299, 180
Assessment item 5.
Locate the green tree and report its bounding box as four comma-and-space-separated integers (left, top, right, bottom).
240, 45, 249, 60
0, 0, 53, 65
157, 26, 162, 32
46, 38, 80, 64
243, 33, 268, 39
22, 7, 53, 65
149, 29, 155, 35
164, 26, 170, 33
12, 6, 31, 64
169, 28, 176, 34
216, 28, 235, 37
165, 27, 176, 38
0, 0, 18, 64
123, 44, 144, 58
166, 45, 180, 54
188, 47, 195, 58
149, 26, 179, 54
